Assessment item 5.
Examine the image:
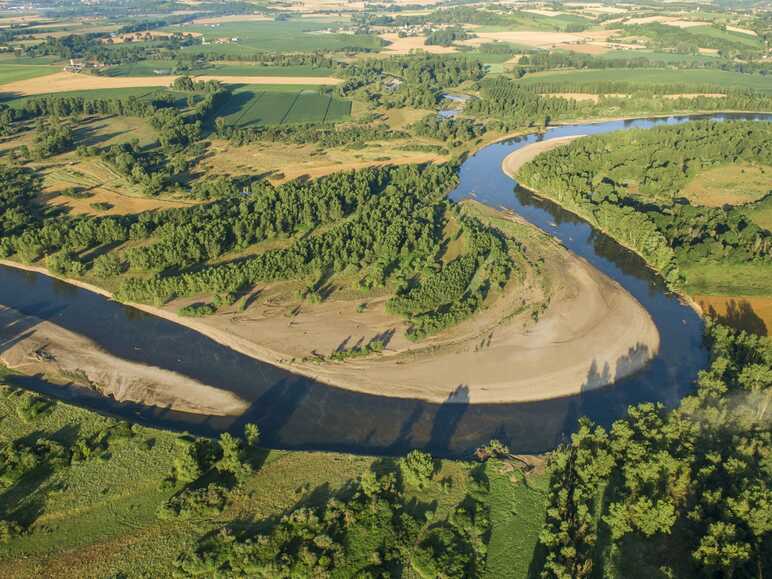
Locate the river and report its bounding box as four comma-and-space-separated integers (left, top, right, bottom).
1, 113, 768, 457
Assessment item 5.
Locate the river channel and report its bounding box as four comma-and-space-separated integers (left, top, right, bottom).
1, 113, 768, 457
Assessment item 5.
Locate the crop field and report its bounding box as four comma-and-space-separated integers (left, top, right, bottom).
102, 60, 336, 77
168, 20, 383, 54
518, 68, 772, 92
0, 63, 60, 85
213, 87, 352, 127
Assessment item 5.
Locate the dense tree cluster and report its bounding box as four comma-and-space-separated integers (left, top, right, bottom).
539, 321, 771, 578
425, 27, 472, 47
219, 121, 406, 148
466, 79, 575, 126
411, 115, 487, 147
342, 54, 485, 108
0, 160, 518, 339
518, 121, 771, 289
176, 465, 490, 577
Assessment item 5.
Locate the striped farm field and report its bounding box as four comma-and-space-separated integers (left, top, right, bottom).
214, 86, 352, 128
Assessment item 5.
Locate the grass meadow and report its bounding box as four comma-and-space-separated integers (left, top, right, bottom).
0, 63, 60, 85
0, 372, 546, 578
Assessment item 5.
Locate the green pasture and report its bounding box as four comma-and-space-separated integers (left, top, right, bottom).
686, 25, 763, 49
0, 63, 60, 85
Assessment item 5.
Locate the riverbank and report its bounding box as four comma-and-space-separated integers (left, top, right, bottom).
0, 200, 660, 409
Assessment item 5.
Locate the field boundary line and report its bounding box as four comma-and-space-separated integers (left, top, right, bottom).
279, 89, 303, 125
321, 94, 332, 123
233, 90, 265, 127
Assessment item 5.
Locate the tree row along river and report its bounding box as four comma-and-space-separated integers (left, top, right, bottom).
1, 113, 768, 458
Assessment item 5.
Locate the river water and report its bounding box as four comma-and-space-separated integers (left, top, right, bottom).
1, 113, 768, 457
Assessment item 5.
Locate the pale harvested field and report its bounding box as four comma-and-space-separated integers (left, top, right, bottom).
0, 71, 341, 95
379, 33, 458, 54
191, 14, 272, 24
726, 25, 757, 36
461, 29, 621, 52
461, 31, 589, 48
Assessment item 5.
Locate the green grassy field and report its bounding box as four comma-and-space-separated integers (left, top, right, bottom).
2, 87, 173, 108
168, 20, 383, 54
742, 195, 772, 231
0, 55, 62, 65
683, 262, 772, 296
102, 60, 337, 77
519, 68, 772, 93
686, 25, 763, 49
0, 63, 60, 85
0, 370, 546, 578
213, 86, 352, 127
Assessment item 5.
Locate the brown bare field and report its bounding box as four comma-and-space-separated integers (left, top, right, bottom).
202, 137, 446, 184
379, 33, 458, 54
40, 158, 197, 216
0, 71, 341, 95
696, 295, 772, 336
680, 163, 771, 207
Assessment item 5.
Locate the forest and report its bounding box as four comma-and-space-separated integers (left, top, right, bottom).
539, 320, 771, 577
517, 121, 771, 290
0, 158, 519, 341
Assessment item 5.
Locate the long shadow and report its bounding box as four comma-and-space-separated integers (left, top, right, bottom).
703, 299, 767, 336
427, 384, 470, 455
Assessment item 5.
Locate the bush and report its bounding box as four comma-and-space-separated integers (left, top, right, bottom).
399, 449, 435, 488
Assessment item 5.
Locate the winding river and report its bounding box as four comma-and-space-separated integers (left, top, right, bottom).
1, 113, 768, 457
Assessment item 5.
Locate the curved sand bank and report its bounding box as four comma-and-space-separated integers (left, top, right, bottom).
1, 188, 659, 410
0, 302, 248, 417
501, 134, 585, 177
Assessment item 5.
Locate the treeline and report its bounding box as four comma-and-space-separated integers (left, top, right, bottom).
539, 321, 771, 577
517, 50, 771, 75
411, 114, 487, 147
466, 78, 578, 126
467, 77, 772, 126
425, 27, 472, 47
219, 121, 407, 148
517, 121, 771, 289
